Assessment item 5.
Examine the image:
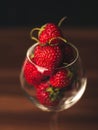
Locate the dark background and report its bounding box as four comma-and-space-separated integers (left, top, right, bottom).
0, 1, 98, 27
0, 1, 98, 130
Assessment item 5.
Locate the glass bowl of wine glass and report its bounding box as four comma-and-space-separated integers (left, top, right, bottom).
20, 41, 87, 112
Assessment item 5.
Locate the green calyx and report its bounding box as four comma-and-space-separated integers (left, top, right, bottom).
67, 69, 73, 79
46, 87, 60, 101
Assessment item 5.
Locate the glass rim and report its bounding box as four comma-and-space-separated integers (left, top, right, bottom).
26, 42, 79, 69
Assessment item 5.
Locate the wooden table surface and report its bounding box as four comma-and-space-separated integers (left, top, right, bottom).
0, 27, 98, 130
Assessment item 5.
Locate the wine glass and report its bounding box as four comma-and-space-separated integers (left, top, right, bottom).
20, 42, 87, 129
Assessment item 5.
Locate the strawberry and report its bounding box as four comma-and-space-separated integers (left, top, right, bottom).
23, 59, 50, 87
23, 59, 42, 86
36, 82, 62, 106
33, 44, 63, 71
50, 68, 72, 88
38, 23, 62, 45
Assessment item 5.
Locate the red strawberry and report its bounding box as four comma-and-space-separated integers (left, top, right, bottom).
38, 23, 62, 45
33, 44, 63, 71
23, 59, 42, 86
23, 59, 50, 86
50, 68, 72, 88
36, 82, 61, 106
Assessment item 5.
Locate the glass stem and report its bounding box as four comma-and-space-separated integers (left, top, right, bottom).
50, 112, 59, 130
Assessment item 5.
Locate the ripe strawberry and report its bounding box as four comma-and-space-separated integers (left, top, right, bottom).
36, 82, 62, 106
38, 23, 62, 45
50, 68, 72, 88
23, 58, 50, 87
23, 59, 42, 86
33, 44, 63, 71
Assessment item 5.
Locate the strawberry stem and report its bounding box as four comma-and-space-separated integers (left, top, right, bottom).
38, 24, 46, 36
31, 36, 39, 42
58, 16, 67, 27
30, 28, 40, 42
49, 37, 67, 45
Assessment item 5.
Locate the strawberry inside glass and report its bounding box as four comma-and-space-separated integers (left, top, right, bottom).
20, 41, 87, 112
